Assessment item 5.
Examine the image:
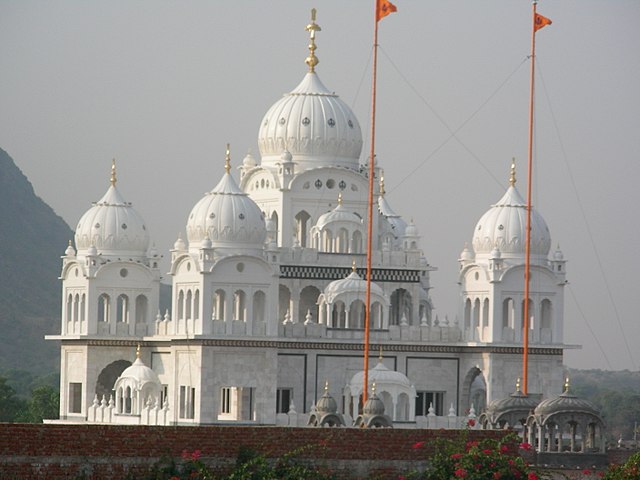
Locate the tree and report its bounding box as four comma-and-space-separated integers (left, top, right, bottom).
0, 375, 27, 421
16, 385, 59, 423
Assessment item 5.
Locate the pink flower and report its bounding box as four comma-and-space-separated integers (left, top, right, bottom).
500, 444, 510, 453
451, 453, 463, 459
181, 449, 190, 459
483, 449, 493, 454
191, 449, 202, 460
582, 469, 592, 475
454, 468, 468, 478
527, 473, 538, 480
519, 442, 533, 451
412, 441, 426, 449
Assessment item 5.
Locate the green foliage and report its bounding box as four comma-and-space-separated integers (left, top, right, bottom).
0, 376, 27, 421
15, 385, 59, 423
602, 451, 640, 480
138, 446, 335, 480
406, 432, 541, 480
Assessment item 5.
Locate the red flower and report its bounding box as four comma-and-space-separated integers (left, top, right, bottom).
181, 449, 190, 459
493, 473, 502, 480
191, 449, 202, 460
483, 449, 493, 454
527, 473, 538, 480
582, 469, 592, 475
454, 468, 468, 478
519, 442, 533, 451
466, 440, 479, 451
500, 444, 510, 453
451, 453, 463, 459
412, 441, 426, 449
467, 418, 476, 427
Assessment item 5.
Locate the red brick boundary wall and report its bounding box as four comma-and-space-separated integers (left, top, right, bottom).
0, 423, 508, 479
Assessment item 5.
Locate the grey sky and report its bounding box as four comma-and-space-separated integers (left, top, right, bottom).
1, 1, 638, 370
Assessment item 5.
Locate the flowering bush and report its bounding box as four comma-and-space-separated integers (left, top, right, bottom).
601, 451, 640, 480
407, 433, 541, 480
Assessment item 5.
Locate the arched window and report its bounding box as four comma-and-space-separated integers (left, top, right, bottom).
352, 230, 363, 254
337, 228, 349, 253
299, 285, 321, 323
278, 285, 291, 323
541, 299, 552, 329
323, 230, 333, 252
295, 210, 311, 247
349, 300, 366, 328
194, 290, 200, 320
473, 298, 481, 328
135, 295, 148, 324
371, 301, 383, 329
331, 301, 346, 328
482, 298, 489, 328
464, 298, 472, 330
234, 290, 246, 321
98, 294, 110, 323
213, 289, 225, 320
270, 211, 279, 245
117, 294, 129, 323
502, 298, 514, 328
73, 294, 80, 323
186, 290, 193, 320
253, 291, 266, 323
178, 290, 185, 320
390, 288, 412, 326
67, 293, 73, 323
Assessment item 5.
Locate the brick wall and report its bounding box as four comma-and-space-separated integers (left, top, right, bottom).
0, 423, 507, 479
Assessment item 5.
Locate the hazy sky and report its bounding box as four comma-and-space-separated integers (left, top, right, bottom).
1, 1, 639, 371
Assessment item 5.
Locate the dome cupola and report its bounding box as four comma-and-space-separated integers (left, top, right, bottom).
257, 10, 362, 172
186, 145, 266, 255
472, 160, 551, 263
74, 160, 150, 257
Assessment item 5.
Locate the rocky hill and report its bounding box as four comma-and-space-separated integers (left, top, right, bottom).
0, 148, 72, 375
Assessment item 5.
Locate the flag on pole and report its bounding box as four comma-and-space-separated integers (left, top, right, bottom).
376, 0, 397, 22
534, 13, 552, 32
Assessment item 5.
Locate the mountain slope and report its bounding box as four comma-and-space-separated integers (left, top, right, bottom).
0, 148, 73, 374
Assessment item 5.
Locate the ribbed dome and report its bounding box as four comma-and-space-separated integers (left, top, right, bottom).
349, 361, 412, 391
534, 390, 600, 417
472, 184, 551, 261
315, 201, 362, 230
316, 390, 338, 414
378, 195, 408, 237
258, 72, 362, 171
119, 357, 161, 387
186, 166, 266, 253
75, 177, 150, 256
363, 393, 386, 415
486, 389, 539, 415
324, 271, 384, 303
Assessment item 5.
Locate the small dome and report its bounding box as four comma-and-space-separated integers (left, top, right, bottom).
534, 390, 600, 418
280, 149, 293, 163
201, 236, 212, 249
316, 390, 338, 414
350, 361, 412, 391
75, 163, 150, 257
363, 392, 386, 416
404, 220, 418, 237
242, 151, 257, 168
378, 185, 408, 238
315, 197, 362, 230
173, 235, 187, 251
490, 246, 502, 259
186, 150, 266, 253
65, 241, 76, 257
486, 389, 538, 415
324, 271, 384, 303
472, 183, 551, 261
459, 244, 474, 262
553, 246, 564, 261
119, 357, 161, 387
258, 72, 362, 171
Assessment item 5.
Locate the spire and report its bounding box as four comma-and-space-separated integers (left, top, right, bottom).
351, 259, 357, 272
324, 379, 329, 392
516, 377, 521, 392
337, 192, 343, 206
509, 157, 516, 186
379, 175, 385, 196
225, 143, 231, 174
110, 159, 117, 186
564, 377, 570, 393
305, 8, 321, 73
136, 344, 141, 359
378, 345, 383, 361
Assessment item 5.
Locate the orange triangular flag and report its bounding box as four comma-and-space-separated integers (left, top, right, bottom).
376, 0, 397, 22
534, 13, 552, 32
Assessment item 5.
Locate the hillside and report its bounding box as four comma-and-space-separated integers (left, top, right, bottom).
0, 148, 72, 374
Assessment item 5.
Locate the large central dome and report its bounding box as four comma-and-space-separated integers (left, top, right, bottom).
257, 12, 362, 171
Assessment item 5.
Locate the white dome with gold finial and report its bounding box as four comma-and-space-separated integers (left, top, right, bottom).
74, 160, 150, 257
186, 145, 266, 254
257, 9, 362, 172
472, 160, 551, 263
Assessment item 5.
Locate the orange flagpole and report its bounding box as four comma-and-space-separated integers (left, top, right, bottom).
522, 0, 539, 396
363, 2, 381, 405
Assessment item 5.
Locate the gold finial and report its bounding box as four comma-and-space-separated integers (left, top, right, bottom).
564, 377, 570, 392
509, 158, 516, 186
225, 143, 231, 174
379, 175, 385, 196
136, 344, 141, 359
305, 8, 321, 73
371, 381, 377, 395
516, 377, 521, 391
337, 192, 343, 206
110, 159, 117, 186
379, 346, 383, 361
351, 259, 357, 272
324, 380, 329, 392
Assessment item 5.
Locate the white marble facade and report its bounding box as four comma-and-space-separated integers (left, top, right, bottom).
49, 11, 567, 426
